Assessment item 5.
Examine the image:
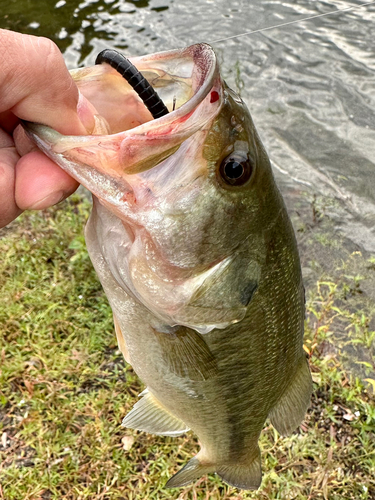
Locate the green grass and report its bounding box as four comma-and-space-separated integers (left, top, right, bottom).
0, 193, 374, 499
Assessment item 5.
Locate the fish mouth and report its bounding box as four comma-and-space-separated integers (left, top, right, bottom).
23, 43, 222, 215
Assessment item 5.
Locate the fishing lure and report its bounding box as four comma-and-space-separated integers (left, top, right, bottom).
96, 49, 169, 119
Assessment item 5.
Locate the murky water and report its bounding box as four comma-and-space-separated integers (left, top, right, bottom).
2, 0, 374, 374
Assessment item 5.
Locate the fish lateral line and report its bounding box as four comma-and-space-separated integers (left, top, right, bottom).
207, 0, 375, 44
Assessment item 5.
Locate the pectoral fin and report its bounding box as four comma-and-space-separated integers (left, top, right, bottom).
268, 356, 312, 435
122, 389, 190, 436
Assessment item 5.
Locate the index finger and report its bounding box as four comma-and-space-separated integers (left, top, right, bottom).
0, 29, 94, 135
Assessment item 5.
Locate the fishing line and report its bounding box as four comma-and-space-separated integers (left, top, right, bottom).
95, 1, 375, 119
209, 0, 375, 43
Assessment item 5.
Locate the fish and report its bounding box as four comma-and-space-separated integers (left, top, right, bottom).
23, 43, 312, 490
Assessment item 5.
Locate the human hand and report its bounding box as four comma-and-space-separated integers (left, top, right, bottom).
0, 29, 96, 228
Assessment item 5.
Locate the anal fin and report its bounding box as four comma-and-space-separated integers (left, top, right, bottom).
269, 356, 312, 435
122, 389, 190, 436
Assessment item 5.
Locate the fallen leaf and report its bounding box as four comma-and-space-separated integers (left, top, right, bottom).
122, 435, 135, 451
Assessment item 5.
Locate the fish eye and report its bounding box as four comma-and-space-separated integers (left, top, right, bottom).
219, 153, 253, 186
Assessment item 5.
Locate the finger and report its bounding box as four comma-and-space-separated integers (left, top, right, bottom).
15, 151, 79, 210
0, 129, 23, 228
0, 29, 95, 134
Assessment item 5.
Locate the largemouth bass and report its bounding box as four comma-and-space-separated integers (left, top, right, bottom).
23, 43, 312, 490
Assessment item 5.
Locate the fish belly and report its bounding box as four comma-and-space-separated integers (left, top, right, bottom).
84, 198, 312, 489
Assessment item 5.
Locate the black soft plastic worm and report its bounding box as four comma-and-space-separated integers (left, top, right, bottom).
95, 49, 169, 119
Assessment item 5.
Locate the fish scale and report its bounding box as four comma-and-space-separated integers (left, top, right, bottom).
23, 42, 312, 490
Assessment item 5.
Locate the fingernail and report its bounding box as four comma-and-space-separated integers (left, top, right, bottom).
77, 92, 97, 134
29, 190, 65, 210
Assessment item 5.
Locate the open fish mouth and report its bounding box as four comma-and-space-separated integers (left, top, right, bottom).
23, 43, 222, 213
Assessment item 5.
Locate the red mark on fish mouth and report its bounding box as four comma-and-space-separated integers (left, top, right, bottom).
210, 91, 219, 103
122, 191, 136, 204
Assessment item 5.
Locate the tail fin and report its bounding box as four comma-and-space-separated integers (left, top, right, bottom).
165, 450, 262, 490
217, 451, 262, 490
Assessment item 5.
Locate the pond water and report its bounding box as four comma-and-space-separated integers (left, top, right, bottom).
2, 0, 375, 376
